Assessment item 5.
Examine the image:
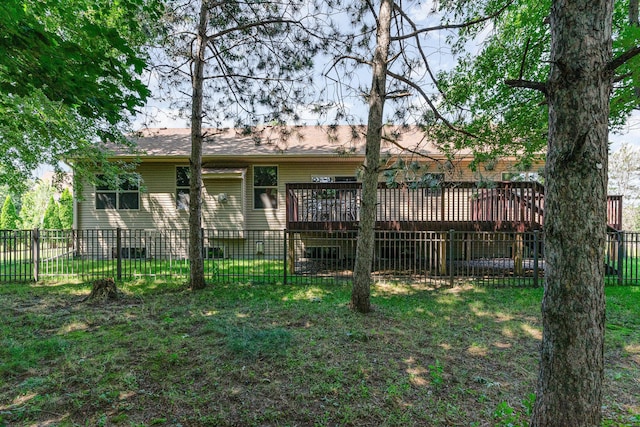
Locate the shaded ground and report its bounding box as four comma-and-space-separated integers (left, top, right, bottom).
0, 280, 638, 426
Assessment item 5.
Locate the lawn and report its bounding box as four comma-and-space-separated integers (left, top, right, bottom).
0, 280, 638, 426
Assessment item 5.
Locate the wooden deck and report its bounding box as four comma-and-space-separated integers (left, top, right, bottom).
286, 181, 623, 232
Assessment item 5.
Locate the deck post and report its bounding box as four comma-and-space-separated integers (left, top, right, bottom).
513, 232, 524, 276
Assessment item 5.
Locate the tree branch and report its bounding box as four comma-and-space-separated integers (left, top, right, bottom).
385, 69, 480, 141
505, 79, 548, 95
391, 0, 514, 41
381, 134, 447, 163
607, 45, 640, 72
518, 38, 531, 80
613, 71, 633, 83
206, 18, 303, 43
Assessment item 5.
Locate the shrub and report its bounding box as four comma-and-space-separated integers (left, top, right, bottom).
58, 188, 73, 229
0, 195, 19, 229
43, 197, 62, 229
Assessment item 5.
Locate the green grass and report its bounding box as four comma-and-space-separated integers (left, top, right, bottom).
1, 258, 290, 282
0, 280, 638, 426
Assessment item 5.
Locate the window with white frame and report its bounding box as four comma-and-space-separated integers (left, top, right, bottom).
95, 175, 139, 210
254, 166, 278, 209
176, 166, 190, 210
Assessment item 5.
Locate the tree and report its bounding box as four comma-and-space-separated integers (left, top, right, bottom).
0, 0, 163, 188
0, 196, 20, 230
326, 1, 509, 312
437, 0, 640, 424
43, 197, 62, 230
154, 0, 323, 290
350, 0, 393, 312
19, 180, 55, 229
609, 143, 640, 230
58, 188, 74, 230
609, 143, 640, 201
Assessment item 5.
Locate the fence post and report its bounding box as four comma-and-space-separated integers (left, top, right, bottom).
116, 228, 122, 281
449, 229, 455, 287
617, 231, 624, 286
533, 230, 539, 287
32, 228, 40, 282
283, 230, 288, 285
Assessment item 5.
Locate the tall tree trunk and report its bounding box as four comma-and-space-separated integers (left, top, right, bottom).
189, 0, 208, 291
351, 0, 393, 313
531, 0, 613, 425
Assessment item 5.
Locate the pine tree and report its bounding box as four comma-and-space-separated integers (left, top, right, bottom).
0, 195, 19, 229
43, 197, 62, 229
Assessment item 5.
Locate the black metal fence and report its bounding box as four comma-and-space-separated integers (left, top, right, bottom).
0, 228, 638, 286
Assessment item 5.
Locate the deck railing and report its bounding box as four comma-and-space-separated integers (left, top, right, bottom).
286, 181, 623, 232
607, 195, 623, 230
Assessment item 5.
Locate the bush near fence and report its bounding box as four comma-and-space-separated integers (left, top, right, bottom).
0, 229, 638, 286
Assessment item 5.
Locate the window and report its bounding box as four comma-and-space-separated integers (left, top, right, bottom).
95, 175, 139, 210
176, 166, 190, 210
254, 166, 278, 209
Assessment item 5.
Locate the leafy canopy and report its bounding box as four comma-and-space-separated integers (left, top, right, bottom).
0, 0, 163, 188
437, 0, 640, 166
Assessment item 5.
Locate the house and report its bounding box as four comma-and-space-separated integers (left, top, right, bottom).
76, 125, 546, 232
71, 125, 561, 266
72, 125, 625, 275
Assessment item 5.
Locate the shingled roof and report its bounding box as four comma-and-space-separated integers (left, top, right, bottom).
111, 125, 462, 160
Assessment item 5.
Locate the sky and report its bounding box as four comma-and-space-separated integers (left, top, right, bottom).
609, 111, 640, 151
131, 0, 640, 154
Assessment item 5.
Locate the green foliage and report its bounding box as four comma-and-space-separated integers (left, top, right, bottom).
58, 188, 73, 229
0, 0, 163, 187
42, 197, 62, 230
438, 0, 640, 162
19, 180, 54, 229
0, 195, 19, 229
